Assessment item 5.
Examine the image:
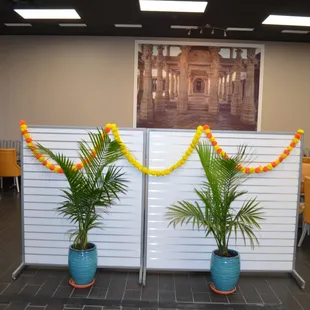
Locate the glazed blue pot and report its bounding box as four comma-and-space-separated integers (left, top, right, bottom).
68, 243, 97, 285
210, 249, 240, 292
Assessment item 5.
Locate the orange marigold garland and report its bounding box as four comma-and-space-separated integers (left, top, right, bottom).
19, 120, 304, 176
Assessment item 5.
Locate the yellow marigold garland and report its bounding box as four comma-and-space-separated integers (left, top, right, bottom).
19, 120, 304, 176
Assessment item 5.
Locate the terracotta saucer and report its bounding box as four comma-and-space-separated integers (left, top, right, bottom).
210, 283, 237, 295
69, 278, 95, 289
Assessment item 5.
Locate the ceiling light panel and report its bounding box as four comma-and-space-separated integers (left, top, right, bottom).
59, 23, 87, 27
282, 29, 309, 34
263, 15, 310, 27
14, 9, 81, 19
4, 23, 32, 27
139, 0, 208, 13
171, 25, 198, 29
226, 27, 254, 31
115, 24, 142, 28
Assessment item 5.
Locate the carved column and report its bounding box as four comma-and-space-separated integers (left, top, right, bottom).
155, 45, 165, 111
189, 76, 193, 95
241, 48, 257, 125
231, 48, 243, 115
226, 69, 233, 103
209, 47, 220, 115
164, 63, 170, 102
176, 74, 179, 97
137, 65, 144, 107
140, 45, 154, 121
204, 78, 208, 96
171, 72, 175, 99
178, 46, 190, 113
223, 73, 227, 100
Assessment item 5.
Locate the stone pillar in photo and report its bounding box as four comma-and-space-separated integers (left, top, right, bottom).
223, 73, 227, 100
137, 65, 144, 107
226, 69, 233, 103
178, 46, 190, 113
209, 47, 220, 115
155, 45, 165, 111
164, 63, 170, 102
204, 78, 208, 96
140, 44, 154, 121
231, 48, 243, 116
189, 76, 193, 95
176, 73, 179, 97
171, 72, 175, 99
241, 48, 257, 125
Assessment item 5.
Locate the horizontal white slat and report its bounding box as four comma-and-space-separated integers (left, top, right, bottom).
147, 259, 293, 272
25, 255, 140, 268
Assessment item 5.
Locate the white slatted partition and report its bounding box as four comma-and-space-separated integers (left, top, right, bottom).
146, 130, 301, 272
22, 126, 145, 269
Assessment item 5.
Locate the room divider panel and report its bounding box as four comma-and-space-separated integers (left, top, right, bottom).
144, 129, 304, 287
14, 126, 146, 282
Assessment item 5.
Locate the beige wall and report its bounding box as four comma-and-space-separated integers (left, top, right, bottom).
1, 36, 310, 147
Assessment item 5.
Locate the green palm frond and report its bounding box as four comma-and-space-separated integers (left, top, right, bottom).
166, 141, 264, 257
37, 129, 128, 250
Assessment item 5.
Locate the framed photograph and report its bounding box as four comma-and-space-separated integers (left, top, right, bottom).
133, 40, 264, 131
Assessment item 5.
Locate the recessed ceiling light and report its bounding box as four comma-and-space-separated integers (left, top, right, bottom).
171, 25, 198, 29
226, 27, 254, 31
14, 9, 81, 20
282, 29, 309, 34
139, 0, 208, 13
263, 15, 310, 27
114, 24, 142, 28
4, 23, 32, 27
59, 23, 87, 27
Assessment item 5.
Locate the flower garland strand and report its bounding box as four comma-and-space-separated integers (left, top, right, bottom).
19, 120, 304, 177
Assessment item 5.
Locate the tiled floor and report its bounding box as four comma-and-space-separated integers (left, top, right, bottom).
1, 189, 310, 310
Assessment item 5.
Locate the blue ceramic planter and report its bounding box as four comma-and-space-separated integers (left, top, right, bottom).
210, 249, 240, 293
69, 243, 97, 285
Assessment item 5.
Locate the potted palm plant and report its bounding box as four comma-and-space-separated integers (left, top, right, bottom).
37, 130, 127, 287
167, 142, 263, 294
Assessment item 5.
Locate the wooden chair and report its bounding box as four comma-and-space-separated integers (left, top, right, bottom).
0, 148, 21, 192
298, 176, 310, 247
301, 163, 310, 195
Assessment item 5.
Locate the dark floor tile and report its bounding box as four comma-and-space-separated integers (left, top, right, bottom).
36, 277, 62, 297
89, 287, 107, 299
174, 273, 193, 302
94, 271, 112, 289
52, 285, 73, 298
159, 273, 174, 291
46, 304, 65, 310
239, 283, 263, 304
18, 284, 41, 296
189, 273, 208, 293
64, 305, 83, 309
228, 293, 246, 304
26, 307, 45, 310
6, 302, 27, 310
21, 268, 37, 276
2, 278, 29, 296
71, 287, 91, 298
123, 289, 141, 301
259, 294, 280, 304
126, 273, 141, 290
0, 284, 9, 295
145, 273, 159, 287
193, 291, 211, 302
294, 293, 310, 309
159, 290, 175, 302
141, 286, 158, 301
105, 272, 127, 299
252, 279, 274, 295
0, 305, 8, 310
209, 292, 228, 303
84, 307, 103, 310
